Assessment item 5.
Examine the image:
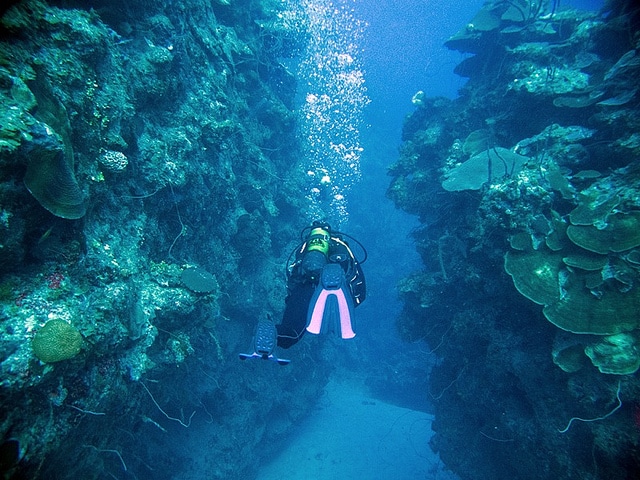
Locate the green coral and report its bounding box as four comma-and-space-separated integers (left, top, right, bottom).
32, 319, 82, 363
505, 248, 640, 335
566, 212, 640, 254
504, 249, 562, 307
442, 147, 529, 192
552, 344, 586, 373
585, 333, 640, 375
0, 68, 37, 154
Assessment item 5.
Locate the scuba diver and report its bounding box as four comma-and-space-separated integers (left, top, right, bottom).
239, 221, 367, 365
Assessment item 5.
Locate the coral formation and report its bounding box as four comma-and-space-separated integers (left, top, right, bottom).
388, 1, 640, 479
98, 150, 128, 172
31, 319, 82, 363
585, 333, 640, 375
180, 266, 218, 293
566, 211, 640, 254
23, 145, 87, 219
0, 0, 320, 478
442, 147, 530, 192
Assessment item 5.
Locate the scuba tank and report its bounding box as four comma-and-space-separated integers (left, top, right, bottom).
300, 226, 330, 279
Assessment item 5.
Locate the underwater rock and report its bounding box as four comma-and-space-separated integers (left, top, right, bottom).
1, 0, 313, 477
513, 66, 590, 96
32, 319, 82, 363
391, 1, 640, 478
0, 439, 22, 474
0, 72, 37, 153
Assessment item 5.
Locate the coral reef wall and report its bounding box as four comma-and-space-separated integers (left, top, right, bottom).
388, 1, 640, 479
0, 0, 327, 478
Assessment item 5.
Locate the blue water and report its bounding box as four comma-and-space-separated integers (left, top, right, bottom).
345, 0, 485, 384
354, 0, 484, 127
269, 0, 609, 477
1, 0, 614, 478
353, 0, 604, 142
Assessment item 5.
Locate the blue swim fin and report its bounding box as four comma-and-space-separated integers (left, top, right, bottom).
239, 317, 290, 365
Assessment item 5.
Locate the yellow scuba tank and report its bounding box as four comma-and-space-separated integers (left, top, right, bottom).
301, 226, 330, 278
306, 227, 330, 255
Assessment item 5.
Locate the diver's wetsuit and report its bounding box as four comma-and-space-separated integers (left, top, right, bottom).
277, 237, 365, 348
277, 282, 315, 348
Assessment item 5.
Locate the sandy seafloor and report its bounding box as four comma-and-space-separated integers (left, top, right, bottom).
255, 378, 459, 480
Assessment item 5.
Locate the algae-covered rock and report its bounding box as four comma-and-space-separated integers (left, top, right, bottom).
0, 69, 37, 154
585, 332, 640, 375
32, 319, 82, 363
513, 66, 590, 96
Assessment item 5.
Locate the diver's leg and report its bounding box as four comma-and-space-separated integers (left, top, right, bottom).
277, 283, 315, 348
